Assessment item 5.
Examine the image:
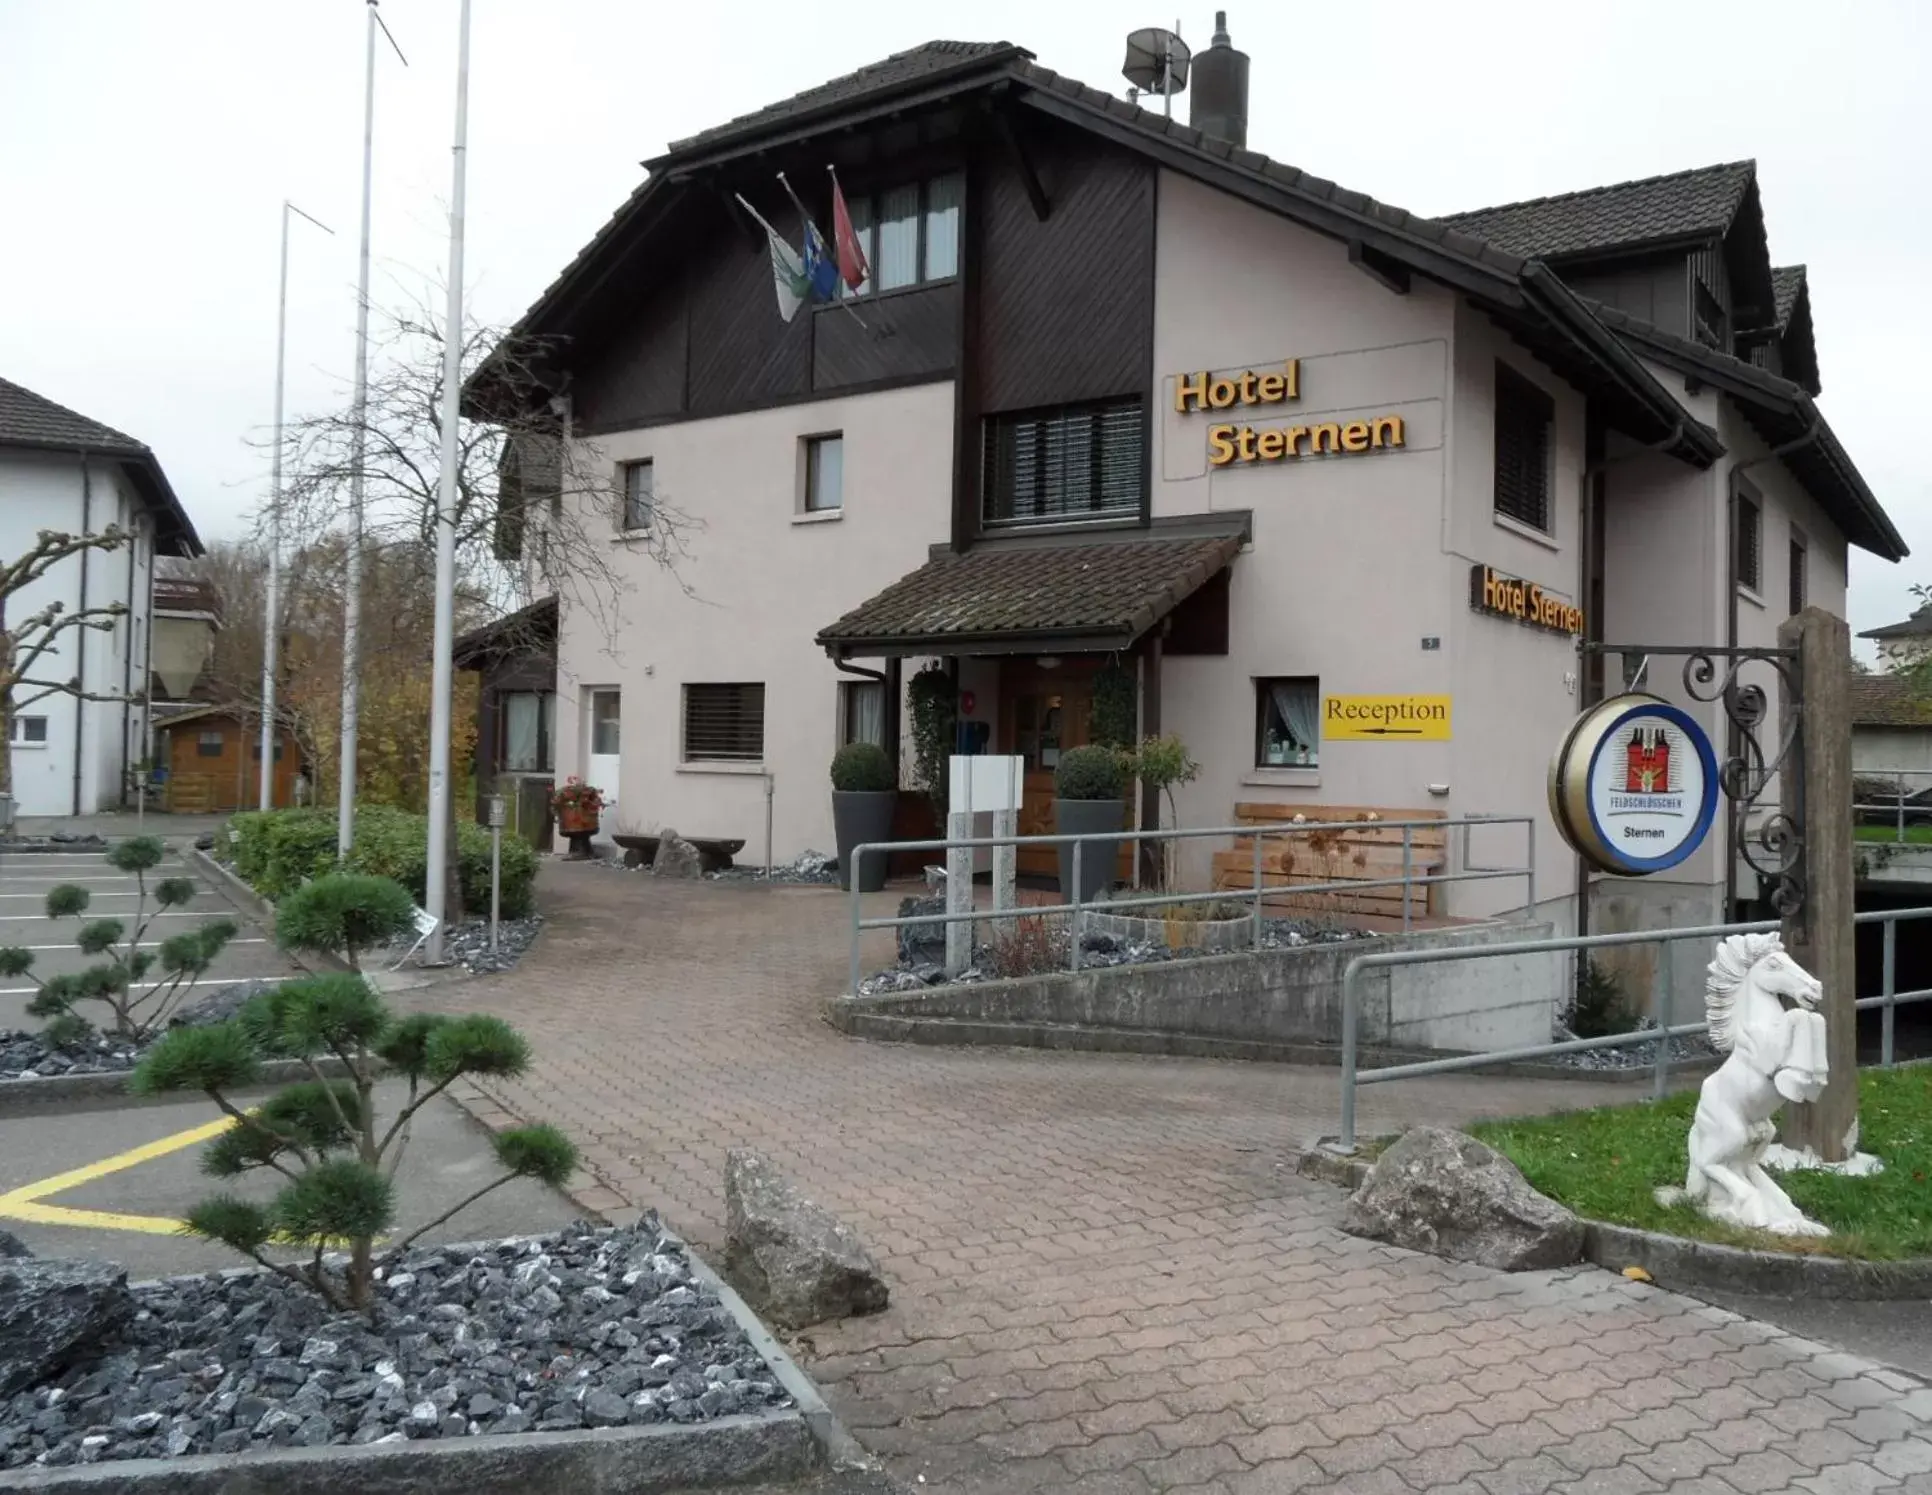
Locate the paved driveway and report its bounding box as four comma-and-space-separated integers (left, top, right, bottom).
415, 861, 1932, 1494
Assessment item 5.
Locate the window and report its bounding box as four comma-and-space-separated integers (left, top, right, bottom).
683, 683, 765, 762
839, 680, 885, 747
8, 715, 46, 747
838, 173, 964, 298
196, 730, 224, 758
1493, 363, 1554, 532
590, 691, 621, 755
250, 741, 285, 761
1736, 492, 1762, 593
621, 460, 653, 532
982, 398, 1145, 528
1788, 529, 1808, 615
499, 691, 555, 773
1256, 678, 1320, 769
805, 435, 844, 513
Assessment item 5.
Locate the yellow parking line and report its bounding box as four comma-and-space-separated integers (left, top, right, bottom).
0, 1199, 185, 1235
0, 1115, 236, 1206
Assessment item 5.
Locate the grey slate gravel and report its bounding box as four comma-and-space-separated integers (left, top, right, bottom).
0, 1029, 145, 1082
0, 1214, 790, 1470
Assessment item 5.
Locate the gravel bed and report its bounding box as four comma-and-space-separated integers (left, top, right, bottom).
1, 1215, 790, 1470
0, 834, 109, 854
378, 915, 545, 975
0, 1029, 144, 1081
1542, 1018, 1719, 1071
858, 913, 1370, 994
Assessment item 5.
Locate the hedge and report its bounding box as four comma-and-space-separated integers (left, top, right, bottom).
223, 807, 538, 919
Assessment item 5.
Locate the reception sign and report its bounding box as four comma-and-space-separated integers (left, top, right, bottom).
1323, 694, 1452, 741
1549, 694, 1720, 874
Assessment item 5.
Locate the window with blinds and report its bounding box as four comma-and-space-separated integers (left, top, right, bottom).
1736, 494, 1763, 593
982, 399, 1146, 528
682, 683, 765, 762
1493, 363, 1554, 533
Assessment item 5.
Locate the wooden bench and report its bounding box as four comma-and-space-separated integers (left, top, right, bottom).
1211, 803, 1449, 925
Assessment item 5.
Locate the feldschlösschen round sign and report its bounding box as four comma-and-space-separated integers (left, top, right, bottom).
1548, 693, 1720, 875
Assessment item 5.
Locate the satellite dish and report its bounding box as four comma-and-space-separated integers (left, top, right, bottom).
1122, 26, 1190, 96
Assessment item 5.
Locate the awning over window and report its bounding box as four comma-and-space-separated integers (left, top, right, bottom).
817, 516, 1246, 660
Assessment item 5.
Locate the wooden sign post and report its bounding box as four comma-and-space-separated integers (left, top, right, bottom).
1777, 608, 1858, 1163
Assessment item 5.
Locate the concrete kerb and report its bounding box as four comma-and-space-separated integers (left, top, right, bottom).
186, 847, 352, 976
0, 1057, 365, 1116
1294, 1140, 1932, 1301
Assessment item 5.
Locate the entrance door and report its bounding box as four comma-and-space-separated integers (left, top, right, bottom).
999, 662, 1104, 881
587, 689, 621, 825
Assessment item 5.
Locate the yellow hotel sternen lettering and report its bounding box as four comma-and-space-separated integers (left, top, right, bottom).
1173, 359, 1407, 469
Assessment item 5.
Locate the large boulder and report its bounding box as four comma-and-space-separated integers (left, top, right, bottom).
1340, 1127, 1583, 1271
653, 830, 704, 880
0, 1257, 134, 1394
724, 1149, 888, 1329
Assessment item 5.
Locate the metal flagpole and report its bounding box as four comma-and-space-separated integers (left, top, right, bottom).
263, 201, 333, 812
338, 0, 406, 860
424, 0, 472, 965
774, 171, 868, 331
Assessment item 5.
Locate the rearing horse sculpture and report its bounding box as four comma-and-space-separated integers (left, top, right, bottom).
1654, 932, 1832, 1237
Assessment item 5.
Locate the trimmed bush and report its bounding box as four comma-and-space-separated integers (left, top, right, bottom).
275, 875, 418, 970
1054, 744, 1125, 802
830, 741, 896, 793
223, 806, 539, 918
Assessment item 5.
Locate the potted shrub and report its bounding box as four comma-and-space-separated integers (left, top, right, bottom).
1054, 745, 1126, 903
831, 741, 897, 893
551, 777, 604, 836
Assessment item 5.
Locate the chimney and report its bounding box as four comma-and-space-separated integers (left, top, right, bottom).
1188, 11, 1249, 148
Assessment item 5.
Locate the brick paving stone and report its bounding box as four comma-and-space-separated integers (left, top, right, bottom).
412, 866, 1932, 1495
1548, 1468, 1667, 1494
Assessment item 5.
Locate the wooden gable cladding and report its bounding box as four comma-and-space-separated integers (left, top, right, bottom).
813, 283, 957, 388
975, 117, 1156, 415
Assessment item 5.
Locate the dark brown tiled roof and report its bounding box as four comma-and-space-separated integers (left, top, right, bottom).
1772, 265, 1807, 329
1440, 161, 1756, 260
818, 528, 1242, 656
0, 375, 147, 454
667, 41, 1024, 154
1850, 672, 1932, 727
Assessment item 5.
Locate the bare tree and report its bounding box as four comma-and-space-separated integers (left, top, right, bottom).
0, 527, 140, 802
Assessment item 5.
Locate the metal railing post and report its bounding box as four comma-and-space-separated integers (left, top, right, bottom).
1252, 826, 1264, 952
1652, 954, 1673, 1100
1401, 825, 1413, 935
1526, 816, 1537, 921
1898, 772, 1907, 843
1883, 917, 1897, 1068
1070, 838, 1084, 973
1340, 958, 1362, 1150
848, 845, 864, 996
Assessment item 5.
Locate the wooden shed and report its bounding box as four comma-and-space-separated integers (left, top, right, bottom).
153, 705, 305, 812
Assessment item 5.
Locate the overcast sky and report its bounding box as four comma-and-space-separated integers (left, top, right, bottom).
3, 1, 1927, 640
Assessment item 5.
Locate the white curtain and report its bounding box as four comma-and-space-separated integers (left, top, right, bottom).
1270, 680, 1320, 761
848, 682, 885, 746
923, 173, 962, 280
504, 695, 540, 771
876, 183, 919, 290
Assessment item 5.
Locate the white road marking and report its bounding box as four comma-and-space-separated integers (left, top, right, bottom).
13, 938, 268, 952
0, 975, 287, 997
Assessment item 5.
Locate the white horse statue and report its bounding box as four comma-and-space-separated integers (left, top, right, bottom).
1653, 932, 1832, 1237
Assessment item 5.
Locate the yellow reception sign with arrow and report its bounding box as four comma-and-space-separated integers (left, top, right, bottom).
1322, 694, 1453, 741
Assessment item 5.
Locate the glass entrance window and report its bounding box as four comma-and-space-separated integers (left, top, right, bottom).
590, 691, 621, 755
1013, 693, 1064, 772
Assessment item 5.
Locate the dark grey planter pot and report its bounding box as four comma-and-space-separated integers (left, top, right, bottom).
833, 790, 897, 892
1056, 798, 1124, 904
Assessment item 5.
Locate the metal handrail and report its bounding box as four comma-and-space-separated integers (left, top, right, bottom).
846, 815, 1535, 997
1333, 905, 1932, 1149
1852, 766, 1932, 843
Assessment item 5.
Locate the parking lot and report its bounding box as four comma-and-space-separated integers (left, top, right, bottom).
0, 839, 301, 1033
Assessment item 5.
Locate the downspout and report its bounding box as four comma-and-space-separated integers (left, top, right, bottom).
1723, 415, 1822, 917
119, 507, 137, 807
72, 453, 92, 817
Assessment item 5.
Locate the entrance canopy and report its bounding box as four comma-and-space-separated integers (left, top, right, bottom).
817, 514, 1246, 661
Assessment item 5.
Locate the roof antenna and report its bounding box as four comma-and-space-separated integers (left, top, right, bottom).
1122, 23, 1191, 119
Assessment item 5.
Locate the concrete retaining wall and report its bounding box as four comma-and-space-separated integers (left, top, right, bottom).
832, 922, 1559, 1057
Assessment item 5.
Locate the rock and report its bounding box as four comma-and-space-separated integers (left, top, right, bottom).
0, 1232, 28, 1259
723, 1148, 888, 1329
0, 1258, 135, 1395
652, 831, 703, 880
169, 978, 280, 1030
896, 896, 946, 966
1340, 1127, 1583, 1271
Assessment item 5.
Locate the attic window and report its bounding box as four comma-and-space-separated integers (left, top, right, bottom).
1493, 363, 1553, 533
1694, 281, 1728, 352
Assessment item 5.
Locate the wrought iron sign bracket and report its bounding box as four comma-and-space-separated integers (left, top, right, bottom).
1580, 643, 1806, 918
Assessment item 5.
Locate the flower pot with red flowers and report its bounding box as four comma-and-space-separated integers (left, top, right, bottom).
551, 778, 605, 858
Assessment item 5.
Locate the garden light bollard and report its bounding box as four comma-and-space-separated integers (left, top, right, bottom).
486, 793, 507, 955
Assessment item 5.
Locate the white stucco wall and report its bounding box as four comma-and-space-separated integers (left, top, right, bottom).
0, 452, 151, 817
552, 381, 955, 861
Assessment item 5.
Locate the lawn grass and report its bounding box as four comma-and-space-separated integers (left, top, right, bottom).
1468, 1066, 1932, 1260
1854, 823, 1932, 844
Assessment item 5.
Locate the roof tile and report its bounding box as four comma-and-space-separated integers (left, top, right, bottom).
1441, 161, 1755, 259
1772, 265, 1807, 329
0, 376, 147, 455
1850, 672, 1932, 727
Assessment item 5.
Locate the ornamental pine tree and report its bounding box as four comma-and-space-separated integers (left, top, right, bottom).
130, 872, 574, 1311
0, 835, 238, 1043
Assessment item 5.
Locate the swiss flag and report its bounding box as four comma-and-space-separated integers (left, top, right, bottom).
830, 171, 870, 293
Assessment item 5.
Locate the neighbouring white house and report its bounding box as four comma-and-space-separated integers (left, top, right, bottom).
1860, 601, 1932, 671
0, 377, 203, 818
